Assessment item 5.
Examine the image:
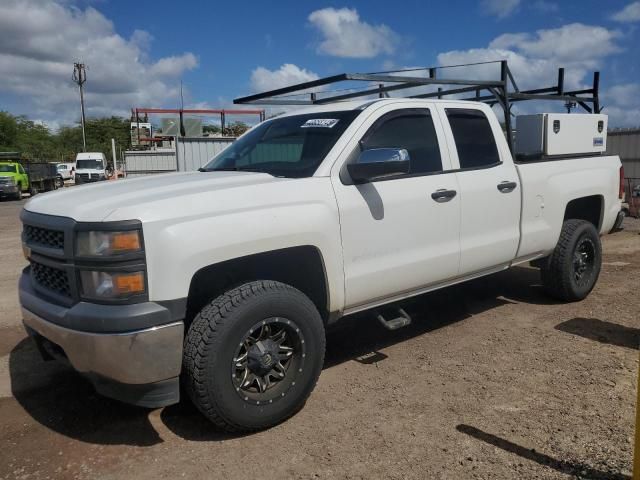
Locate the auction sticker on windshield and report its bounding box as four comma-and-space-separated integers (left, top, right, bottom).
301, 119, 340, 128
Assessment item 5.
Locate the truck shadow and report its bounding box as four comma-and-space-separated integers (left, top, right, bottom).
324, 265, 553, 369
555, 318, 639, 350
161, 265, 554, 440
8, 338, 163, 447
10, 265, 553, 445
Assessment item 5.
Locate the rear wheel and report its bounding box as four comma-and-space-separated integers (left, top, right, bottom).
29, 184, 38, 196
183, 280, 325, 432
541, 219, 602, 301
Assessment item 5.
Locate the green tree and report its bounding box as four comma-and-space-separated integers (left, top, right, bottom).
0, 111, 19, 149
0, 111, 131, 163
15, 117, 56, 160
224, 121, 250, 137
203, 124, 221, 134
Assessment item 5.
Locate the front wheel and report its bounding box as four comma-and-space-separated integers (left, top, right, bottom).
12, 184, 23, 200
183, 280, 325, 432
541, 219, 602, 301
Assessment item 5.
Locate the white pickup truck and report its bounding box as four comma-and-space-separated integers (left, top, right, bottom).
19, 98, 623, 432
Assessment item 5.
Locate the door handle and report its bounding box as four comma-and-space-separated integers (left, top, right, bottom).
431, 189, 457, 202
497, 181, 517, 193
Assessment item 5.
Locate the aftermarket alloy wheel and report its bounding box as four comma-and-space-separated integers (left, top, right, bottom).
183, 280, 325, 432
541, 219, 602, 301
232, 317, 305, 405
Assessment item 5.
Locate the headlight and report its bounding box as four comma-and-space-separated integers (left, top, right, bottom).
80, 270, 146, 299
76, 230, 142, 256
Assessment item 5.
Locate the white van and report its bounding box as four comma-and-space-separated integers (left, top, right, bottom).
75, 152, 107, 184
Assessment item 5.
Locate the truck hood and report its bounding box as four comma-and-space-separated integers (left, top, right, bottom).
24, 171, 288, 222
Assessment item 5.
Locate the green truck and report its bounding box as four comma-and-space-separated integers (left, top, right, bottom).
0, 161, 29, 200
0, 159, 59, 200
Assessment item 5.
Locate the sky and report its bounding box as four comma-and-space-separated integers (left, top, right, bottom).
0, 0, 639, 130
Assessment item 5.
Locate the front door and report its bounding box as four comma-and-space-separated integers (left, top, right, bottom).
331, 105, 461, 309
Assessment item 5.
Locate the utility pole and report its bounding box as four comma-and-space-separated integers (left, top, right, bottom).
111, 138, 117, 178
72, 62, 87, 152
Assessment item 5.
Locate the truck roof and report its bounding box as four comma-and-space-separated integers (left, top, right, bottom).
276, 98, 483, 118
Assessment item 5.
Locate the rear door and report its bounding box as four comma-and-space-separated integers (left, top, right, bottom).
437, 105, 521, 274
331, 103, 461, 309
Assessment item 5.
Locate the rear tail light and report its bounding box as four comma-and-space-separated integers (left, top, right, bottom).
619, 166, 625, 200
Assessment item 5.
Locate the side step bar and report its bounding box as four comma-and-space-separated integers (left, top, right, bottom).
376, 307, 412, 331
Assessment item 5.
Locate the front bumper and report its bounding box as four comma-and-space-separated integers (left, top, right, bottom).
19, 272, 184, 407
0, 184, 18, 194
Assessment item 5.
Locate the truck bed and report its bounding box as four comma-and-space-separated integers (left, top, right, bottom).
514, 154, 621, 261
23, 163, 58, 182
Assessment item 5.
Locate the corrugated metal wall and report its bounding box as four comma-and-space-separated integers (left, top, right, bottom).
124, 137, 234, 177
124, 150, 176, 177
607, 128, 640, 180
176, 137, 234, 171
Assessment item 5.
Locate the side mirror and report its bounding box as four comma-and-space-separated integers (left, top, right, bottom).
347, 148, 410, 183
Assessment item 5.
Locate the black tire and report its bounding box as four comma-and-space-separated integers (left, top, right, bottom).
183, 280, 325, 432
13, 184, 22, 200
29, 184, 38, 196
541, 219, 602, 302
56, 176, 64, 188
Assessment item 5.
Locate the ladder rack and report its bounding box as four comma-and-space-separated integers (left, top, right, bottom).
233, 60, 601, 153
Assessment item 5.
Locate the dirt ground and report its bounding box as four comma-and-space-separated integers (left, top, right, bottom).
0, 197, 638, 480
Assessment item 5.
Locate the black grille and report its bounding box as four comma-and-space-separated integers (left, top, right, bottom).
24, 225, 64, 250
31, 262, 71, 297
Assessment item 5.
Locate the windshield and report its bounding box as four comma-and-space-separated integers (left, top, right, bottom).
0, 164, 16, 173
202, 110, 361, 178
76, 159, 103, 170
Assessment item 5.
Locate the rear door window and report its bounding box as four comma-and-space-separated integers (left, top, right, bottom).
445, 109, 500, 169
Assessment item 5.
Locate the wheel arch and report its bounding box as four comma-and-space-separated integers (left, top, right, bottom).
185, 245, 330, 328
563, 194, 604, 231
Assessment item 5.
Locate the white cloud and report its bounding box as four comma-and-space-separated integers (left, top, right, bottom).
250, 63, 319, 92
611, 2, 640, 22
148, 53, 198, 77
0, 0, 199, 125
489, 23, 621, 62
481, 0, 521, 19
434, 23, 636, 126
308, 7, 398, 58
438, 24, 622, 91
602, 83, 640, 126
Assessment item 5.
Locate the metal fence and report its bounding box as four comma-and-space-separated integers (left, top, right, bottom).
124, 137, 234, 177
123, 149, 176, 178
176, 137, 234, 171
607, 128, 640, 180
